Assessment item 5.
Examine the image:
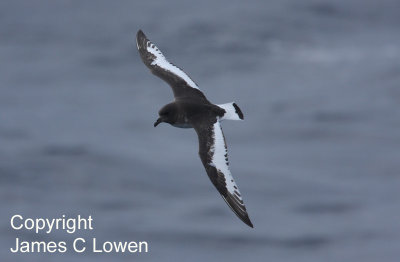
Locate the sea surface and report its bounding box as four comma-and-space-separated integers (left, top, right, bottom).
1, 0, 400, 261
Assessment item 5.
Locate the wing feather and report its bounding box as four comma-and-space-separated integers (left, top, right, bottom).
136, 30, 208, 101
194, 119, 253, 228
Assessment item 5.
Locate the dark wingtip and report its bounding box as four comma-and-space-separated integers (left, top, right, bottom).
246, 218, 254, 228
136, 30, 148, 51
241, 213, 254, 228
232, 103, 244, 120
136, 29, 145, 39
223, 194, 254, 228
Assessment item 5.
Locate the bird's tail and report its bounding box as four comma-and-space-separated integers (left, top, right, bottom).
218, 102, 244, 121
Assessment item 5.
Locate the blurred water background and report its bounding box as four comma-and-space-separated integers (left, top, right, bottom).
1, 0, 400, 261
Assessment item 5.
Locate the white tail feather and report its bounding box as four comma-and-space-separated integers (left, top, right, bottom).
218, 102, 244, 121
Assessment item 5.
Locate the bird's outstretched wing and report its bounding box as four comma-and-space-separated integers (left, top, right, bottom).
193, 119, 253, 228
136, 30, 208, 102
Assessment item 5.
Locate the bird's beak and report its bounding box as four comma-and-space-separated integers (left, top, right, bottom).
154, 117, 162, 127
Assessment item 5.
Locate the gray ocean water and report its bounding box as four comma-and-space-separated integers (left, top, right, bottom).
1, 0, 400, 261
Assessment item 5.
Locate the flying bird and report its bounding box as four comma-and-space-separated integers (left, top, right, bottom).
136, 30, 253, 228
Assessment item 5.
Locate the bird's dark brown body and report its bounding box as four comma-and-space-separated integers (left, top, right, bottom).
156, 100, 225, 129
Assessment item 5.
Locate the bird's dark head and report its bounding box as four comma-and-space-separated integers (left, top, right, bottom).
154, 103, 177, 127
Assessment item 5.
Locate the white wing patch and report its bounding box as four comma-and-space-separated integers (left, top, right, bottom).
210, 121, 243, 199
144, 40, 200, 90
